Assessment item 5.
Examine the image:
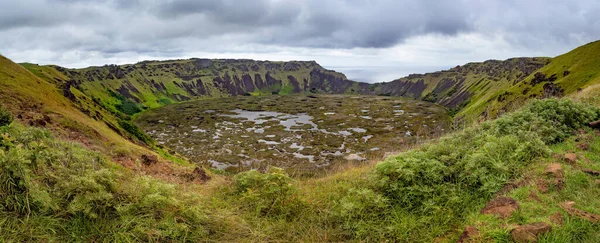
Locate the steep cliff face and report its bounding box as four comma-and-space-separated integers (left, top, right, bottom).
28, 40, 600, 125
40, 59, 366, 118
481, 40, 600, 120
371, 57, 551, 118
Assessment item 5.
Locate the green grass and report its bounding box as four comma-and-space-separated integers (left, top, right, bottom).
459, 129, 600, 242
480, 40, 600, 121
0, 124, 211, 242
2, 86, 600, 241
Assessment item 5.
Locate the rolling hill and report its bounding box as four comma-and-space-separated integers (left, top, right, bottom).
2, 55, 200, 183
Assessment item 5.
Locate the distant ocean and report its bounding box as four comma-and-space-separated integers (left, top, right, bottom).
325, 66, 450, 83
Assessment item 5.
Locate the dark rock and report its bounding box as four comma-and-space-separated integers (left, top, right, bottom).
283, 62, 301, 71
582, 168, 600, 176
183, 167, 211, 182
241, 74, 255, 92
287, 75, 301, 93
542, 83, 564, 98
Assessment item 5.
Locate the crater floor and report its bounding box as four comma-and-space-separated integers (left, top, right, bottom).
135, 95, 451, 173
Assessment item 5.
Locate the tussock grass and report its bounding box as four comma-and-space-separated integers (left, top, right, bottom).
0, 123, 212, 242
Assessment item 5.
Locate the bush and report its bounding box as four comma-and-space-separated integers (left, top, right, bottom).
0, 125, 209, 241
372, 99, 599, 212
491, 98, 600, 143
334, 188, 389, 237
118, 119, 154, 146
232, 167, 303, 218
0, 108, 13, 127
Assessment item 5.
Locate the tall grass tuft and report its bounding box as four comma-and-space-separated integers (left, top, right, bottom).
0, 124, 211, 241
0, 107, 12, 127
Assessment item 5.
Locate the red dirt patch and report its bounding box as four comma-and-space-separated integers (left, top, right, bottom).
564, 153, 578, 164
141, 154, 159, 165
535, 178, 549, 193
560, 201, 600, 223
113, 156, 210, 185
481, 196, 519, 219
576, 143, 590, 151
528, 191, 542, 202
457, 226, 479, 243
550, 212, 563, 225
544, 163, 564, 190
510, 222, 552, 243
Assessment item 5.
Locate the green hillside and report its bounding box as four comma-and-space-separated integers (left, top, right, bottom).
368, 40, 600, 124
480, 40, 600, 120
2, 55, 199, 181
371, 58, 551, 120
25, 59, 367, 119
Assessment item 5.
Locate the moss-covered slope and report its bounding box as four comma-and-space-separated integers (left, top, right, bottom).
28, 59, 367, 118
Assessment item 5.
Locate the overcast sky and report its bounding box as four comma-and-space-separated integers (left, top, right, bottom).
1, 0, 599, 82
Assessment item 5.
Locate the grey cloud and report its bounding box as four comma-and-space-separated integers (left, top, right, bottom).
1, 0, 600, 66
153, 0, 300, 27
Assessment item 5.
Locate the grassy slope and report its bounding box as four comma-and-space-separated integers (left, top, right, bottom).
1, 56, 132, 154
2, 56, 194, 175
477, 40, 600, 121
29, 59, 356, 119
457, 129, 600, 242
374, 58, 550, 118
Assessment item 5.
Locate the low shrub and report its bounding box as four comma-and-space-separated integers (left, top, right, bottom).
373, 99, 599, 212
232, 167, 303, 218
334, 188, 389, 237
0, 125, 209, 241
491, 98, 600, 143
118, 119, 154, 146
0, 107, 12, 127
322, 98, 600, 242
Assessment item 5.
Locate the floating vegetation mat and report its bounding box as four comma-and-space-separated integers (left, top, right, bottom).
135, 95, 451, 173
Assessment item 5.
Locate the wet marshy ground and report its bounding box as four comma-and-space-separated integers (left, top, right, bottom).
135, 95, 451, 174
